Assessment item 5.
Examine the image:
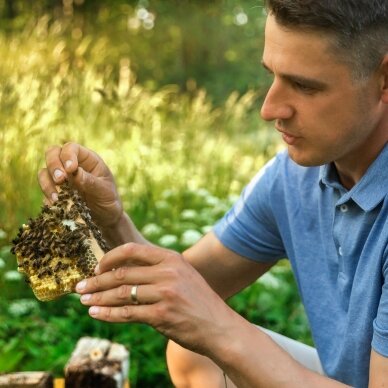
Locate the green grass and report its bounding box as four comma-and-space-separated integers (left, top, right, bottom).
0, 5, 311, 386
0, 14, 278, 229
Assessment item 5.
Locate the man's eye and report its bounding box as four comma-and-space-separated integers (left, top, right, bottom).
293, 82, 316, 94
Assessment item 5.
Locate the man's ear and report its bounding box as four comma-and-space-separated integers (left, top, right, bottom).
380, 54, 388, 104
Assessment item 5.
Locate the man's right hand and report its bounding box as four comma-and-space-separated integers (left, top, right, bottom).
38, 142, 123, 231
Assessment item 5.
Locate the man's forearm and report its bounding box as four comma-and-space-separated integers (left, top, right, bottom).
100, 212, 149, 248
207, 310, 351, 388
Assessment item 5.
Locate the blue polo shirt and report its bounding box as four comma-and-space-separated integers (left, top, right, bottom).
214, 143, 388, 388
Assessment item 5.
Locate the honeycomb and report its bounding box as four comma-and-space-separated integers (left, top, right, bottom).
11, 182, 110, 301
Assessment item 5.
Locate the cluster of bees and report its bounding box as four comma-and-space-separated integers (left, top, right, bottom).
11, 182, 110, 297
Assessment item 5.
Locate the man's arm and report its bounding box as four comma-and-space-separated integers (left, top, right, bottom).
209, 316, 352, 388
174, 234, 354, 387
186, 235, 387, 387
182, 231, 274, 299
369, 349, 388, 387
75, 218, 358, 387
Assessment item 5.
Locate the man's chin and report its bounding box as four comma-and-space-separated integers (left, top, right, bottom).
287, 149, 326, 167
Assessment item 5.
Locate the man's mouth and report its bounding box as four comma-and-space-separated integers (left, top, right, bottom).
275, 126, 300, 145
280, 131, 299, 145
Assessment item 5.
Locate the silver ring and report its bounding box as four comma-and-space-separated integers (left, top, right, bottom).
131, 285, 139, 305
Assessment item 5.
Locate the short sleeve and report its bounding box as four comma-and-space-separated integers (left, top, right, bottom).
372, 246, 388, 356
213, 154, 286, 262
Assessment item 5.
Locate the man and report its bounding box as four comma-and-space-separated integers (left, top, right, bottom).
39, 0, 388, 386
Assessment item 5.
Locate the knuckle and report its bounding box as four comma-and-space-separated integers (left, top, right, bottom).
93, 292, 102, 304
91, 276, 100, 289
103, 307, 112, 319
115, 266, 128, 281
161, 266, 180, 281
154, 304, 168, 320
123, 242, 136, 256
160, 285, 178, 301
121, 306, 132, 320
117, 284, 131, 299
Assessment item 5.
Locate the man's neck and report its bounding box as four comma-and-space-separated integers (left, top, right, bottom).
335, 140, 387, 190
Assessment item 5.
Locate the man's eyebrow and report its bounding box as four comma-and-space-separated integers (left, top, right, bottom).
260, 59, 328, 90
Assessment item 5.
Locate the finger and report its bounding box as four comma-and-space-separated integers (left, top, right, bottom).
45, 145, 68, 184
57, 142, 80, 175
38, 168, 59, 204
87, 304, 153, 323
60, 142, 105, 177
99, 243, 176, 273
75, 265, 157, 294
80, 284, 159, 307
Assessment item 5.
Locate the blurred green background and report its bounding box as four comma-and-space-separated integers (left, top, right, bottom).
0, 1, 312, 386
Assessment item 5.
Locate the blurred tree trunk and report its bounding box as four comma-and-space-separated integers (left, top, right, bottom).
5, 0, 16, 18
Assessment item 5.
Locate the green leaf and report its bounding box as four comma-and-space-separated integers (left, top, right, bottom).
0, 349, 25, 372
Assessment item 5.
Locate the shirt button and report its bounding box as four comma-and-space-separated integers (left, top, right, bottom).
340, 204, 348, 213
339, 246, 343, 256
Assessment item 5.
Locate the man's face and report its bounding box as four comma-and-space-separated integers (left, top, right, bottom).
261, 14, 382, 168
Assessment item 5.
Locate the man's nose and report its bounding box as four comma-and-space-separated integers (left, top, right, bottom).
260, 81, 294, 121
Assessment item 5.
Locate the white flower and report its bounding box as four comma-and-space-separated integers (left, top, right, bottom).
180, 230, 202, 247
142, 223, 163, 238
257, 272, 281, 289
205, 195, 220, 206
4, 270, 23, 281
195, 188, 210, 198
227, 194, 240, 205
161, 190, 175, 200
8, 299, 39, 317
155, 200, 170, 211
201, 225, 213, 234
181, 209, 198, 221
0, 258, 5, 269
158, 234, 178, 248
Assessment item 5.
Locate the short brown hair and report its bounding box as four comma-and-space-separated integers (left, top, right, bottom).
264, 0, 388, 79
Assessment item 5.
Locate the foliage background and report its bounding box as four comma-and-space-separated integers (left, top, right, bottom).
0, 1, 312, 386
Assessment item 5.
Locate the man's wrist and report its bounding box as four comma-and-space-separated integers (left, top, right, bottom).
100, 212, 148, 248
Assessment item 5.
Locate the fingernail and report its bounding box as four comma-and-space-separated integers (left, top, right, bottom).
76, 280, 86, 291
89, 306, 100, 315
65, 160, 73, 169
51, 192, 58, 202
54, 169, 63, 181
81, 294, 91, 302
94, 264, 100, 275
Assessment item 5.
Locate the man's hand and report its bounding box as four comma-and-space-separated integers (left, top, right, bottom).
75, 242, 235, 355
38, 142, 123, 229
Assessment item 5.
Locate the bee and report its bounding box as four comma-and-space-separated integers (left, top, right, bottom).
54, 261, 63, 272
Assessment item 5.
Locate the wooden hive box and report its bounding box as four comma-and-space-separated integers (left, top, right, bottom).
0, 372, 53, 388
64, 337, 129, 388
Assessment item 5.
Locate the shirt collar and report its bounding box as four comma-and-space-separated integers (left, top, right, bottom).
319, 142, 388, 212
